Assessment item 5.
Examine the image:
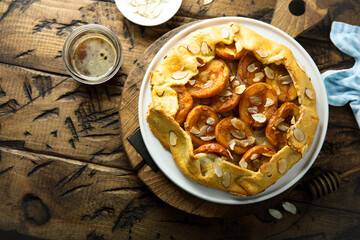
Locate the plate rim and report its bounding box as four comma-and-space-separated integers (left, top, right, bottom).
138, 16, 329, 205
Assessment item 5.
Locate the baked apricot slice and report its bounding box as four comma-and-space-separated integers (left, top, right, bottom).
266, 102, 300, 149
195, 143, 231, 160
265, 64, 297, 102
215, 117, 255, 154
184, 105, 220, 147
237, 51, 266, 85
215, 42, 248, 60
239, 145, 276, 172
210, 77, 242, 113
172, 85, 194, 125
186, 59, 229, 98
239, 82, 278, 128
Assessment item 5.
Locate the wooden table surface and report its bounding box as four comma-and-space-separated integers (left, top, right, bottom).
0, 0, 359, 239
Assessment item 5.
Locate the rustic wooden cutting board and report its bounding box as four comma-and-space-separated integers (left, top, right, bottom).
119, 0, 327, 217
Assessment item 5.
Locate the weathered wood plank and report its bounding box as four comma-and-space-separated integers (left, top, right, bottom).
0, 63, 129, 168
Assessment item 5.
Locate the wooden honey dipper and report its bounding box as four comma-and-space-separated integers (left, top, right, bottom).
307, 167, 360, 199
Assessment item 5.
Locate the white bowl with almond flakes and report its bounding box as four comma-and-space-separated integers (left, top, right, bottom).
138, 17, 328, 204
115, 0, 183, 26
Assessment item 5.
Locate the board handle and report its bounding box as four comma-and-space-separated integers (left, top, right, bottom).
271, 0, 328, 38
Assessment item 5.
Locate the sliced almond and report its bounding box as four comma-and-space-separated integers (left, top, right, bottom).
277, 122, 290, 131
235, 41, 242, 52
213, 163, 223, 177
189, 79, 196, 86
171, 71, 188, 80
250, 96, 262, 106
201, 41, 211, 55
198, 125, 208, 136
206, 117, 215, 125
234, 136, 255, 147
262, 152, 275, 157
190, 127, 200, 135
239, 159, 248, 169
231, 23, 240, 33
247, 136, 256, 145
235, 85, 246, 95
268, 209, 283, 220
252, 113, 266, 123
250, 153, 259, 160
293, 128, 305, 142
219, 96, 228, 102
247, 63, 258, 73
253, 72, 265, 83
264, 98, 274, 108
282, 201, 297, 215
219, 89, 233, 97
200, 135, 216, 141
169, 131, 177, 147
291, 116, 296, 125
232, 80, 240, 87
187, 42, 200, 54
222, 172, 231, 188
229, 139, 236, 150
248, 106, 258, 114
305, 88, 313, 99
231, 118, 244, 130
221, 27, 230, 39
230, 130, 246, 139
256, 49, 268, 58
264, 66, 275, 79
274, 117, 284, 127
277, 158, 287, 174
229, 75, 235, 82
276, 88, 281, 95
196, 57, 205, 67
279, 75, 293, 85
273, 52, 284, 61
260, 162, 274, 174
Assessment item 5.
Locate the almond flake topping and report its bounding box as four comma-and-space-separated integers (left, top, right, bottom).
222, 172, 231, 188
198, 125, 208, 136
200, 41, 211, 55
221, 27, 230, 39
171, 71, 188, 80
169, 131, 177, 147
291, 116, 296, 125
232, 80, 240, 87
213, 163, 223, 177
231, 118, 244, 130
187, 42, 200, 54
188, 79, 196, 86
253, 72, 265, 82
230, 130, 246, 139
239, 159, 248, 169
250, 153, 259, 160
274, 117, 284, 127
268, 209, 283, 220
247, 63, 258, 73
264, 66, 274, 79
219, 89, 232, 97
200, 135, 216, 141
235, 85, 246, 95
279, 75, 293, 85
229, 139, 236, 150
278, 122, 290, 131
264, 98, 274, 108
248, 106, 258, 114
190, 127, 200, 135
260, 162, 274, 174
235, 136, 255, 147
293, 128, 305, 141
262, 152, 275, 157
273, 52, 284, 61
305, 88, 314, 99
235, 41, 243, 52
252, 113, 266, 123
229, 75, 235, 82
277, 158, 287, 174
206, 117, 215, 125
256, 49, 268, 58
282, 201, 297, 215
250, 96, 262, 106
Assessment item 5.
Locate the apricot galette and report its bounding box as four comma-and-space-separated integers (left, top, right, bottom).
146, 22, 319, 196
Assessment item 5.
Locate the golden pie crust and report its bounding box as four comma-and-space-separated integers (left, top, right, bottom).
146, 22, 319, 196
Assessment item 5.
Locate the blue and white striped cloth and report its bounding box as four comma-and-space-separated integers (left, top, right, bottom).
322, 21, 360, 128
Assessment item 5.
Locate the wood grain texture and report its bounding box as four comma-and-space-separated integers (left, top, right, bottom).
0, 0, 359, 239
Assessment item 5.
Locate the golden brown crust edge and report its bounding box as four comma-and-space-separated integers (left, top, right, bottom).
146, 22, 319, 196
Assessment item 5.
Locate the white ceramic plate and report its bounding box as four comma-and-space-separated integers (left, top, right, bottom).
115, 0, 182, 26
138, 17, 328, 205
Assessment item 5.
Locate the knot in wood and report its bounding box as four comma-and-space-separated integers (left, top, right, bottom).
22, 194, 50, 226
